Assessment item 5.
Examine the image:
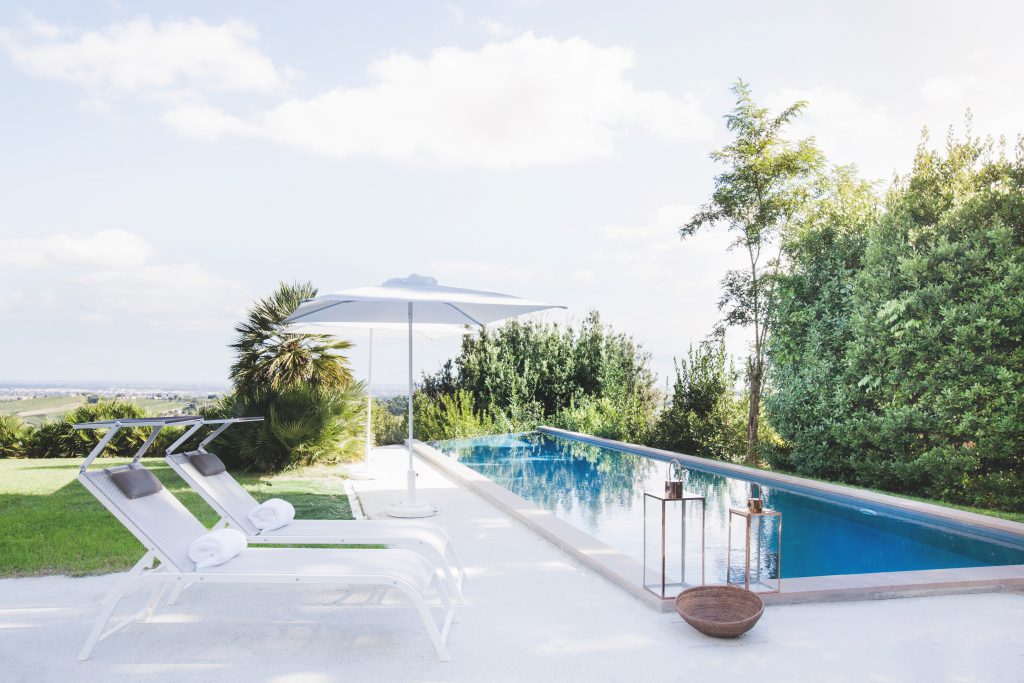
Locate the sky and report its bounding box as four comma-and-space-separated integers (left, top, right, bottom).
1, 0, 1022, 388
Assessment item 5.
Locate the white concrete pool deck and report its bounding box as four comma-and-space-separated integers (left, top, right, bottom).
1, 445, 1022, 682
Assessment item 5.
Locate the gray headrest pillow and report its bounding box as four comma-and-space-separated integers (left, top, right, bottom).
188, 452, 227, 476
107, 466, 164, 499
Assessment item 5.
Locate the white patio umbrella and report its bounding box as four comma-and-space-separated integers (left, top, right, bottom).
287, 321, 472, 480
283, 274, 565, 518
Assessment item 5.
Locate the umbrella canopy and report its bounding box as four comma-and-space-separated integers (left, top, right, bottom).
283, 274, 564, 518
287, 321, 472, 341
285, 274, 561, 327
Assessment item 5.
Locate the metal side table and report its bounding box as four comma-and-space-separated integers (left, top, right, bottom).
727, 507, 782, 593
643, 491, 706, 599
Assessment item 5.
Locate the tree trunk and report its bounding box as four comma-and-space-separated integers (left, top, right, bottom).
746, 356, 763, 465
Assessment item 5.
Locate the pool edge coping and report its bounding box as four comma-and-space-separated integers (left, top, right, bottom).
411, 439, 670, 611
415, 432, 1024, 610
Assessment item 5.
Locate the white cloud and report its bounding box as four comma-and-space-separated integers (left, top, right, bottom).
764, 75, 1024, 183
77, 96, 113, 114
2, 17, 709, 169
161, 99, 257, 141
480, 19, 515, 38
160, 32, 711, 168
764, 85, 898, 180
0, 291, 25, 310
918, 59, 1024, 146
427, 260, 537, 286
0, 16, 288, 95
73, 262, 250, 326
0, 229, 153, 269
20, 12, 64, 41
445, 4, 467, 26
0, 230, 251, 328
572, 204, 753, 376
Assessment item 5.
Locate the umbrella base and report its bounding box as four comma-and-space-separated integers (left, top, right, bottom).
386, 501, 438, 518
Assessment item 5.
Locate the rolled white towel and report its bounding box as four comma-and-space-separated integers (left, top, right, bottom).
247, 498, 295, 532
188, 528, 247, 569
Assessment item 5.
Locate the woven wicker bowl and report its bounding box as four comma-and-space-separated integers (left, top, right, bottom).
675, 585, 764, 638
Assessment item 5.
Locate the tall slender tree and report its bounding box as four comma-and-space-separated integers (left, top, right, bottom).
681, 81, 823, 463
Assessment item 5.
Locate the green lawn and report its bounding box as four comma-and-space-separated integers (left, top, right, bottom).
0, 458, 354, 577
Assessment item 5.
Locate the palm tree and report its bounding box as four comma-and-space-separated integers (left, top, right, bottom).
230, 281, 354, 397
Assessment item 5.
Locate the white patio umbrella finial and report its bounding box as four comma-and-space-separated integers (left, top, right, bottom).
284, 275, 565, 518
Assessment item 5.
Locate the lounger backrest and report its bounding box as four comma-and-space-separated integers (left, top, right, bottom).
167, 451, 261, 535
81, 467, 207, 572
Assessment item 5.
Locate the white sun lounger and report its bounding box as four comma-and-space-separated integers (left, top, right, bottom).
164, 418, 466, 602
74, 418, 455, 661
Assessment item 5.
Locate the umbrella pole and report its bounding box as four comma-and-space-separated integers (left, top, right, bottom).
388, 301, 436, 518
350, 329, 374, 480
407, 303, 415, 502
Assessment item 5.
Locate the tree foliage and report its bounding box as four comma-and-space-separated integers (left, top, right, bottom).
371, 397, 409, 447
764, 166, 880, 479
653, 341, 748, 460
420, 311, 658, 442
768, 128, 1024, 510
682, 80, 824, 463
215, 281, 365, 472
230, 281, 354, 395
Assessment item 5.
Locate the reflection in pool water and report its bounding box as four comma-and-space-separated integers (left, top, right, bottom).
433, 432, 1024, 582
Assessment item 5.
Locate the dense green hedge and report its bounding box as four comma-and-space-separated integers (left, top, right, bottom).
420, 311, 661, 444
767, 134, 1024, 510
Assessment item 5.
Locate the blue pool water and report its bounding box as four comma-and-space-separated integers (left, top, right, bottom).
433, 432, 1024, 582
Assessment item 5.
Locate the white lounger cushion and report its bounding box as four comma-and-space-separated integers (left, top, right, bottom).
83, 469, 207, 571
168, 453, 454, 552
189, 528, 247, 569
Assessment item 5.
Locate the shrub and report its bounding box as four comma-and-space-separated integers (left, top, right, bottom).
212, 384, 365, 472
0, 415, 33, 458
27, 400, 147, 458
414, 390, 496, 441
549, 390, 656, 445
218, 281, 365, 472
420, 311, 660, 442
371, 397, 407, 446
653, 341, 747, 461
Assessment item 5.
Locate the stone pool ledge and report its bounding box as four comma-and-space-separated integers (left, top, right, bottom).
411, 439, 669, 611
413, 433, 1024, 610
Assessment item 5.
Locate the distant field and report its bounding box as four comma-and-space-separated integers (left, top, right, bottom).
0, 395, 207, 426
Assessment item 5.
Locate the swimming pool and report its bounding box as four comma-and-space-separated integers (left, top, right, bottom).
431, 431, 1024, 584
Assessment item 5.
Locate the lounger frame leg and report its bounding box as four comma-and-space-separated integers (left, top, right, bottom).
417, 542, 465, 604
393, 575, 454, 662
79, 552, 164, 661
444, 541, 467, 586
166, 580, 190, 605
